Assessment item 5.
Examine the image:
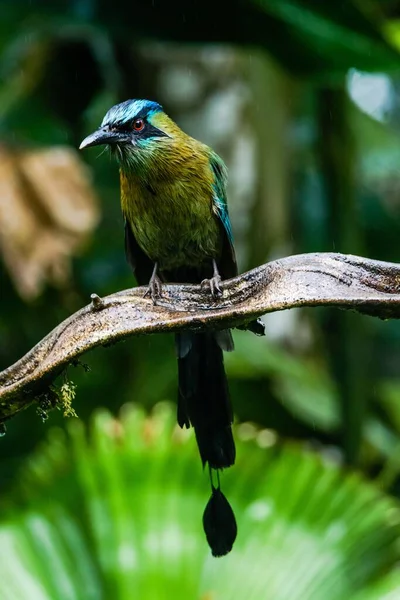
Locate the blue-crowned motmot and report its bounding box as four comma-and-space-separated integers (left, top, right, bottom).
80, 99, 252, 556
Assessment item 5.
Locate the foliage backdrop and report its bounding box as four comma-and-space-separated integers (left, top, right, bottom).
1, 0, 400, 597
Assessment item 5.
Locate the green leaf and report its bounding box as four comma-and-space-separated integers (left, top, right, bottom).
250, 0, 400, 77
1, 403, 399, 599
227, 331, 339, 431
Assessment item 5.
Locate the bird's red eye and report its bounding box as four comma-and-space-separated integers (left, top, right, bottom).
133, 118, 145, 132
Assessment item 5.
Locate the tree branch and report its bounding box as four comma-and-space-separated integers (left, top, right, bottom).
1, 252, 400, 422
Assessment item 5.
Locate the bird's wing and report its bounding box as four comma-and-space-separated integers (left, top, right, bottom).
210, 153, 238, 279
124, 216, 155, 285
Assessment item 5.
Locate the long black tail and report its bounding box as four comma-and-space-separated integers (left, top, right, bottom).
176, 330, 235, 469
176, 330, 237, 556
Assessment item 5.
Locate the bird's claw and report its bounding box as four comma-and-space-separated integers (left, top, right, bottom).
144, 275, 163, 303
201, 275, 223, 299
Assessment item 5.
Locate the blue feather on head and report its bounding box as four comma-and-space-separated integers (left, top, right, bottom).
101, 99, 163, 128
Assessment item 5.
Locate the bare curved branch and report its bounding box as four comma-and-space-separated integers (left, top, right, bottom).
1, 252, 400, 422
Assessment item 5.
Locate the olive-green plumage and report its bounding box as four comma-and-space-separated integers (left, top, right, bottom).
80, 99, 238, 556
120, 111, 223, 273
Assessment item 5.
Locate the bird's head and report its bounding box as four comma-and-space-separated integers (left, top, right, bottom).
79, 99, 180, 173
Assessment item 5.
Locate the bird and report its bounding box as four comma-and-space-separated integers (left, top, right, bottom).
80, 98, 246, 555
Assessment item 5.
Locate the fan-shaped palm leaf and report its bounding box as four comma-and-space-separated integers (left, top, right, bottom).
0, 403, 399, 600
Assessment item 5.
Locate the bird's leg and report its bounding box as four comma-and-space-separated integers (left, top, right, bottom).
201, 259, 222, 298
144, 262, 162, 302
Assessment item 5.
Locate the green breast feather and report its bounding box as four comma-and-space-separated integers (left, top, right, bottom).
120, 166, 221, 272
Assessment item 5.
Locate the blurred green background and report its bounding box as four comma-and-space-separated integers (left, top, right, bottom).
2, 0, 400, 598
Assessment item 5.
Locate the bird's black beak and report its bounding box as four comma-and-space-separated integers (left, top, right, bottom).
79, 128, 130, 150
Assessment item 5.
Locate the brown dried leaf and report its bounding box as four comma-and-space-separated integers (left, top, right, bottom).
0, 145, 100, 300
18, 147, 99, 235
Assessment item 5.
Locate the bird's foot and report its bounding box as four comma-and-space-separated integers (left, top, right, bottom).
144, 273, 163, 303
201, 274, 222, 298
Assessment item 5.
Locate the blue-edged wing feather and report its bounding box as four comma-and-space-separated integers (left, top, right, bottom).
210, 155, 265, 337
210, 153, 237, 280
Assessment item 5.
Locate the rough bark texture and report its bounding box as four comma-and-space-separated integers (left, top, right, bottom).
1, 252, 400, 422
